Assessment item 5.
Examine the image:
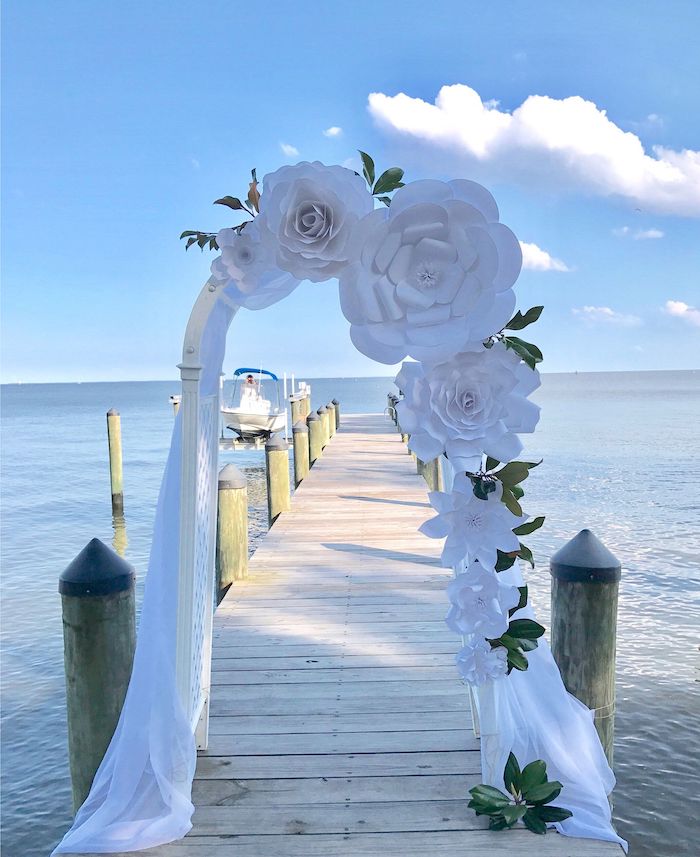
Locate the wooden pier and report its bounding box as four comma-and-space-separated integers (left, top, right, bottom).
76, 413, 622, 856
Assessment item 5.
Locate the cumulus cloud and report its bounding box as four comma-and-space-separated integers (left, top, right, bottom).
573, 306, 642, 327
613, 226, 664, 239
323, 126, 343, 137
664, 300, 700, 327
519, 241, 570, 272
368, 84, 700, 216
279, 142, 299, 157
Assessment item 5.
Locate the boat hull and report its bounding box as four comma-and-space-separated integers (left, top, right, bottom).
221, 408, 286, 442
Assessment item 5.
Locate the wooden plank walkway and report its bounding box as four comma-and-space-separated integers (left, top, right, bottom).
76, 413, 622, 856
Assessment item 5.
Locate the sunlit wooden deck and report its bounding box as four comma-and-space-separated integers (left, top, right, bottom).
81, 413, 622, 856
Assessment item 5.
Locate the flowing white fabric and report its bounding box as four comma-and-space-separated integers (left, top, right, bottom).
440, 457, 627, 851
53, 296, 236, 854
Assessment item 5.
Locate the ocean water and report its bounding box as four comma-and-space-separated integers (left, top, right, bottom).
1, 371, 698, 856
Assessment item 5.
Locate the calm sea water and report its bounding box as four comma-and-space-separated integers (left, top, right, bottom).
1, 372, 698, 856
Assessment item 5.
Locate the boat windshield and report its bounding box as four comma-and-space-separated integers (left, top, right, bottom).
239, 375, 273, 414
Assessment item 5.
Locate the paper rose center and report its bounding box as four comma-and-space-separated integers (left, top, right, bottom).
237, 246, 254, 265
416, 261, 440, 289
464, 511, 484, 530
294, 201, 333, 242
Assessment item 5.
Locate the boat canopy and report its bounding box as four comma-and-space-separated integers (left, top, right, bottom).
233, 367, 279, 381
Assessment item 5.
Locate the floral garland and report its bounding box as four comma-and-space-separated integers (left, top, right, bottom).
183, 154, 556, 828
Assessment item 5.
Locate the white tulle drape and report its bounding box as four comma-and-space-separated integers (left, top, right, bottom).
440, 457, 627, 851
52, 295, 236, 854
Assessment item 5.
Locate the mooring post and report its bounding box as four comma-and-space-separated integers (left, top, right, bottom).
416, 456, 425, 476
216, 464, 248, 602
550, 529, 621, 768
59, 538, 135, 811
423, 458, 442, 492
307, 411, 323, 466
401, 431, 409, 445
317, 405, 329, 448
265, 435, 291, 527
106, 409, 124, 515
332, 398, 340, 428
290, 396, 305, 426
326, 402, 336, 438
292, 420, 310, 487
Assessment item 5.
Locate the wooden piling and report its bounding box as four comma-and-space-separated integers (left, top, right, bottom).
317, 405, 330, 448
292, 420, 310, 487
216, 464, 248, 602
290, 396, 306, 426
106, 409, 124, 515
59, 538, 135, 811
326, 402, 336, 438
550, 529, 621, 768
332, 398, 340, 428
265, 435, 291, 527
423, 458, 442, 492
307, 412, 323, 466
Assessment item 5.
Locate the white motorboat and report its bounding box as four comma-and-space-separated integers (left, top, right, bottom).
221, 367, 287, 442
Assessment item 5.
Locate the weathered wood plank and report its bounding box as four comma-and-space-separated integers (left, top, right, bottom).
207, 711, 470, 735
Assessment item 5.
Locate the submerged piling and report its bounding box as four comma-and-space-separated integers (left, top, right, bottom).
59, 539, 135, 810
550, 529, 621, 767
292, 421, 310, 487
216, 464, 248, 601
106, 409, 124, 515
265, 435, 291, 527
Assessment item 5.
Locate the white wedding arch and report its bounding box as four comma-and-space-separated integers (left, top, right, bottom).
53, 161, 626, 853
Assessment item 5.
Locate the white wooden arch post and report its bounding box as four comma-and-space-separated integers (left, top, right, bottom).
175, 277, 237, 749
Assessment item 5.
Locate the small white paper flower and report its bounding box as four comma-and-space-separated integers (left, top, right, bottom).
446, 560, 520, 639
339, 179, 521, 364
395, 343, 540, 471
257, 161, 373, 282
419, 473, 523, 568
455, 637, 508, 686
211, 222, 300, 310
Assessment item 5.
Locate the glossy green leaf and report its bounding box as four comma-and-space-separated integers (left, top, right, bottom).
513, 516, 545, 536
524, 781, 563, 805
506, 305, 544, 331
509, 585, 528, 616
508, 618, 545, 640
358, 150, 375, 186
485, 456, 500, 472
501, 803, 527, 826
517, 542, 535, 568
511, 484, 525, 500
377, 195, 392, 207
214, 196, 247, 210
523, 808, 548, 834
495, 549, 517, 572
520, 760, 547, 794
469, 785, 511, 807
507, 649, 529, 671
504, 752, 522, 795
497, 460, 541, 486
489, 816, 510, 830
373, 167, 404, 195
500, 486, 523, 517
504, 336, 543, 370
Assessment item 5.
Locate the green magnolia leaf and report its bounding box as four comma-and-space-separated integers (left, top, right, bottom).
377, 195, 392, 207
508, 585, 528, 616
489, 816, 510, 830
495, 549, 517, 572
500, 486, 523, 517
185, 236, 197, 250
513, 516, 545, 536
523, 808, 548, 834
506, 306, 544, 331
520, 760, 547, 794
497, 460, 541, 487
373, 167, 405, 195
507, 649, 529, 671
504, 752, 522, 795
501, 804, 527, 826
180, 230, 197, 238
504, 336, 543, 370
519, 638, 539, 651
468, 785, 511, 807
485, 456, 500, 472
533, 805, 573, 823
511, 484, 525, 500
508, 618, 545, 640
517, 542, 535, 568
214, 195, 247, 210
496, 634, 521, 652
472, 478, 496, 501
358, 150, 375, 187
524, 781, 563, 805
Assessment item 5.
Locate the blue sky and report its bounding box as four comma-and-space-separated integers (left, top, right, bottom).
2, 0, 698, 382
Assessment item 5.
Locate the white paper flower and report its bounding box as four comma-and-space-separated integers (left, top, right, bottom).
446, 560, 520, 639
419, 473, 523, 568
395, 343, 540, 471
210, 221, 300, 310
257, 161, 373, 282
338, 179, 521, 364
455, 637, 508, 686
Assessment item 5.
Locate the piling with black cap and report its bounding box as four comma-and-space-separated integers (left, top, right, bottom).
292, 421, 310, 487
307, 411, 323, 466
423, 458, 442, 492
265, 434, 291, 527
106, 409, 124, 515
59, 538, 135, 810
290, 396, 306, 426
550, 529, 621, 767
317, 405, 330, 447
216, 464, 248, 601
326, 402, 336, 438
331, 398, 340, 429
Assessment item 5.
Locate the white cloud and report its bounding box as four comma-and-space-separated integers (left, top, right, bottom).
572, 306, 642, 327
519, 241, 570, 272
323, 126, 343, 138
368, 84, 700, 216
664, 300, 700, 327
613, 226, 664, 239
279, 142, 299, 157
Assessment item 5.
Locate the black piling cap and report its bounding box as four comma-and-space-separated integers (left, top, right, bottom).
306, 411, 319, 422
59, 538, 135, 597
265, 434, 288, 451
332, 398, 339, 405
292, 420, 309, 434
317, 405, 328, 414
218, 463, 246, 490
550, 529, 621, 583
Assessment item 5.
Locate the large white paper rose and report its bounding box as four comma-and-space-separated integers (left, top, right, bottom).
339, 179, 521, 364
257, 161, 373, 282
455, 637, 508, 686
210, 222, 300, 310
446, 560, 520, 639
395, 342, 540, 471
419, 473, 523, 567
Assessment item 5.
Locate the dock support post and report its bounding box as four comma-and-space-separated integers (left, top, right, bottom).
332, 398, 340, 428
423, 458, 442, 492
416, 456, 424, 476
307, 412, 323, 466
290, 396, 305, 426
292, 421, 310, 487
550, 529, 621, 768
401, 432, 409, 445
106, 409, 124, 515
317, 405, 329, 448
265, 435, 291, 527
216, 464, 248, 602
59, 538, 135, 811
326, 402, 336, 438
